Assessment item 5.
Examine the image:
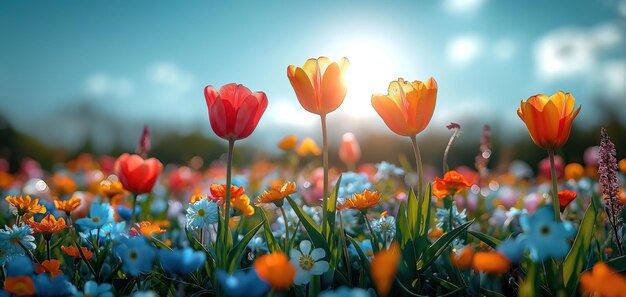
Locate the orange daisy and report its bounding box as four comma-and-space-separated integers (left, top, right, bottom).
129, 221, 166, 237
35, 259, 63, 278
28, 214, 68, 240
338, 189, 381, 211
54, 197, 81, 214
256, 180, 297, 206
4, 276, 35, 297
5, 195, 47, 215
61, 245, 93, 260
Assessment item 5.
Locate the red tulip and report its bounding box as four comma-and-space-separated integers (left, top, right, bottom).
204, 83, 268, 141
115, 153, 163, 194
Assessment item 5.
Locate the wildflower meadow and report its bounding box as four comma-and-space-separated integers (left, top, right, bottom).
2, 1, 626, 297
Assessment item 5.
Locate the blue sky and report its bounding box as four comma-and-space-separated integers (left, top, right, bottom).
0, 0, 625, 152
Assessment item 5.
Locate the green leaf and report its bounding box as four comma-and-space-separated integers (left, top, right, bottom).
468, 231, 501, 249
418, 184, 433, 238
323, 174, 342, 239
396, 201, 411, 246
479, 287, 506, 297
416, 220, 474, 272
259, 209, 280, 252
227, 220, 264, 272
407, 188, 418, 235
563, 198, 599, 290
606, 256, 626, 272
347, 235, 371, 274
286, 196, 329, 255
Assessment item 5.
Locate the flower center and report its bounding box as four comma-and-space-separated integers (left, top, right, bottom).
198, 209, 206, 216
129, 250, 138, 260
299, 254, 315, 271
540, 225, 550, 235
14, 282, 29, 294
92, 217, 100, 223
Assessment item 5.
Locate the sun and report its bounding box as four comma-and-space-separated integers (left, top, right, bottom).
335, 41, 395, 118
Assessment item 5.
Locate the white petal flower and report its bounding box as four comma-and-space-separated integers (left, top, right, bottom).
290, 240, 329, 285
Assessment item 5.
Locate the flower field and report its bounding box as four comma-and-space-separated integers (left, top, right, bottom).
1, 56, 626, 297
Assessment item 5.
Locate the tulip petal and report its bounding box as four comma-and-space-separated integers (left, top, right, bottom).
234, 95, 261, 140
372, 95, 410, 136
320, 62, 347, 114
218, 83, 252, 108
210, 99, 236, 140
204, 86, 219, 107
411, 86, 437, 134
288, 67, 318, 114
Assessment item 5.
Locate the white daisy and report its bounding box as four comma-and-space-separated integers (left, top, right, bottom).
290, 240, 329, 285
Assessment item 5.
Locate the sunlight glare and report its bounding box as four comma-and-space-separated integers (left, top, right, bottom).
337, 41, 395, 118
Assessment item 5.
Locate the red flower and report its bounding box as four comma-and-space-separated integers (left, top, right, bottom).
115, 154, 163, 194
204, 83, 268, 141
558, 190, 577, 210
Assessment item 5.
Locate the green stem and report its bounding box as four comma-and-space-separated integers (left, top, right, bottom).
338, 212, 352, 283
223, 139, 235, 263
362, 212, 379, 253
548, 150, 561, 222
130, 193, 138, 225
321, 114, 329, 232
280, 207, 289, 251
410, 135, 424, 202
449, 198, 454, 231
46, 239, 51, 261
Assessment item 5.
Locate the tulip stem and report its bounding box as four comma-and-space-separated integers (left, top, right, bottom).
548, 150, 561, 222
410, 135, 424, 203
321, 114, 329, 232
223, 139, 235, 259
130, 193, 137, 225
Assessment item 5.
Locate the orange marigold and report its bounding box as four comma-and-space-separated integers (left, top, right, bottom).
4, 276, 35, 297
472, 252, 511, 275
189, 194, 207, 204
130, 221, 166, 237
61, 245, 93, 260
5, 195, 47, 215
54, 197, 81, 214
256, 181, 297, 206
339, 189, 380, 211
35, 259, 63, 278
432, 170, 472, 199
28, 214, 68, 240
450, 246, 475, 269
580, 262, 626, 296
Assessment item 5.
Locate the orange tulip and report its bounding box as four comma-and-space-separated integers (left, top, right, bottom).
517, 91, 581, 150
287, 57, 349, 116
371, 78, 437, 137
558, 190, 577, 210
371, 242, 401, 297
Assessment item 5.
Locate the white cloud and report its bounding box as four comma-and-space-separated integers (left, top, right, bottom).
534, 22, 623, 79
147, 62, 195, 93
444, 0, 487, 14
84, 73, 134, 98
493, 39, 516, 61
447, 35, 483, 65
601, 60, 626, 97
